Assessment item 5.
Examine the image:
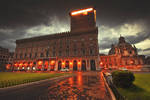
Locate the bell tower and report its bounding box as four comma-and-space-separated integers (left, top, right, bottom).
70, 7, 96, 32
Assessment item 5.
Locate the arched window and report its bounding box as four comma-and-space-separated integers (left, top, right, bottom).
46, 51, 49, 57
40, 53, 44, 57
29, 53, 32, 58
34, 52, 37, 58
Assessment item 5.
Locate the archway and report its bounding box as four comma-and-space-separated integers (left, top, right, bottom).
73, 60, 77, 71
81, 60, 86, 71
65, 61, 69, 69
90, 60, 96, 71
58, 61, 62, 71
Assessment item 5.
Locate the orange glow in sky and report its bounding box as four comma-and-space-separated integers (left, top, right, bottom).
71, 8, 93, 16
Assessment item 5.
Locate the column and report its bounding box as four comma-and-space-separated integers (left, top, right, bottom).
54, 60, 58, 71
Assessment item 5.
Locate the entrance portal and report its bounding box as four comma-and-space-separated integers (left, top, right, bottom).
73, 60, 77, 71
90, 60, 96, 71
58, 61, 62, 70
81, 60, 86, 71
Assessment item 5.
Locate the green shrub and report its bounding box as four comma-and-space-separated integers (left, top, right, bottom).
112, 70, 135, 88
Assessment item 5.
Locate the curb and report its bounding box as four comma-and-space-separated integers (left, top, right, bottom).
102, 72, 116, 100
0, 74, 74, 94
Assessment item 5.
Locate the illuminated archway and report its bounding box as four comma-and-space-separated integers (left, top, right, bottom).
81, 60, 86, 71
73, 60, 77, 71
58, 61, 62, 70
90, 60, 96, 71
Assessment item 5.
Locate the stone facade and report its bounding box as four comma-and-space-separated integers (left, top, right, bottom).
0, 46, 14, 71
100, 36, 144, 71
13, 8, 100, 71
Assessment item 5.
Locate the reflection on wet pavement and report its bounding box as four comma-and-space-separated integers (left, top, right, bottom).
39, 72, 111, 100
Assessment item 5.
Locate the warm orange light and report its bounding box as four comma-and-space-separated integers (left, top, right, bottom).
78, 61, 81, 65
38, 61, 43, 65
71, 8, 93, 16
100, 62, 103, 66
69, 77, 73, 85
30, 62, 33, 67
50, 60, 55, 66
130, 60, 134, 64
77, 72, 82, 86
62, 62, 65, 65
70, 62, 73, 65
6, 64, 10, 69
24, 63, 28, 67
45, 61, 48, 65
19, 63, 23, 67
14, 63, 18, 67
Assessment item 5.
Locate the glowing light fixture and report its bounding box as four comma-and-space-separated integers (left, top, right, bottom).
6, 64, 10, 69
38, 61, 43, 65
50, 60, 55, 66
33, 67, 36, 70
70, 62, 73, 65
24, 63, 28, 67
27, 67, 30, 70
78, 61, 81, 65
62, 62, 65, 65
19, 63, 23, 67
30, 62, 33, 67
15, 63, 18, 67
100, 62, 103, 66
71, 8, 93, 16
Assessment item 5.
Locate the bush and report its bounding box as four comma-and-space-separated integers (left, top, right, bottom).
112, 70, 135, 88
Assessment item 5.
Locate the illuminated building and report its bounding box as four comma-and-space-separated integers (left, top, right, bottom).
13, 7, 99, 71
0, 46, 14, 71
100, 36, 145, 71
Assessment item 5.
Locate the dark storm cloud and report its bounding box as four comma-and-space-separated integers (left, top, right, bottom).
0, 0, 150, 54
99, 37, 118, 50
126, 31, 150, 44
99, 31, 150, 50
0, 0, 150, 28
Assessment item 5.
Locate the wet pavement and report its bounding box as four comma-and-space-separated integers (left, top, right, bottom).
0, 72, 111, 100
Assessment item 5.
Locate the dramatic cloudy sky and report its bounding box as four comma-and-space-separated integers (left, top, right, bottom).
0, 0, 150, 56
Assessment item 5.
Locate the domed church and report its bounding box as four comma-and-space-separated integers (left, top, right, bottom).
100, 36, 145, 71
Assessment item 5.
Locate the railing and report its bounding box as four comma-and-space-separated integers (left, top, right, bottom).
103, 73, 125, 100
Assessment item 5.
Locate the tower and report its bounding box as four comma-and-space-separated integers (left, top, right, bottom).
70, 7, 96, 32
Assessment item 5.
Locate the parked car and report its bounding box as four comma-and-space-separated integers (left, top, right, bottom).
119, 67, 128, 71
60, 68, 69, 72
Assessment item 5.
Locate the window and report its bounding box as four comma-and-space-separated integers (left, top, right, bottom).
46, 51, 49, 57
81, 43, 84, 47
66, 49, 69, 56
59, 51, 62, 56
16, 54, 17, 59
34, 52, 37, 58
90, 49, 93, 55
59, 41, 62, 48
89, 38, 93, 40
129, 50, 132, 54
53, 51, 55, 57
29, 53, 32, 58
82, 49, 85, 55
81, 38, 85, 41
24, 53, 27, 58
74, 49, 77, 56
20, 53, 22, 59
40, 53, 44, 57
